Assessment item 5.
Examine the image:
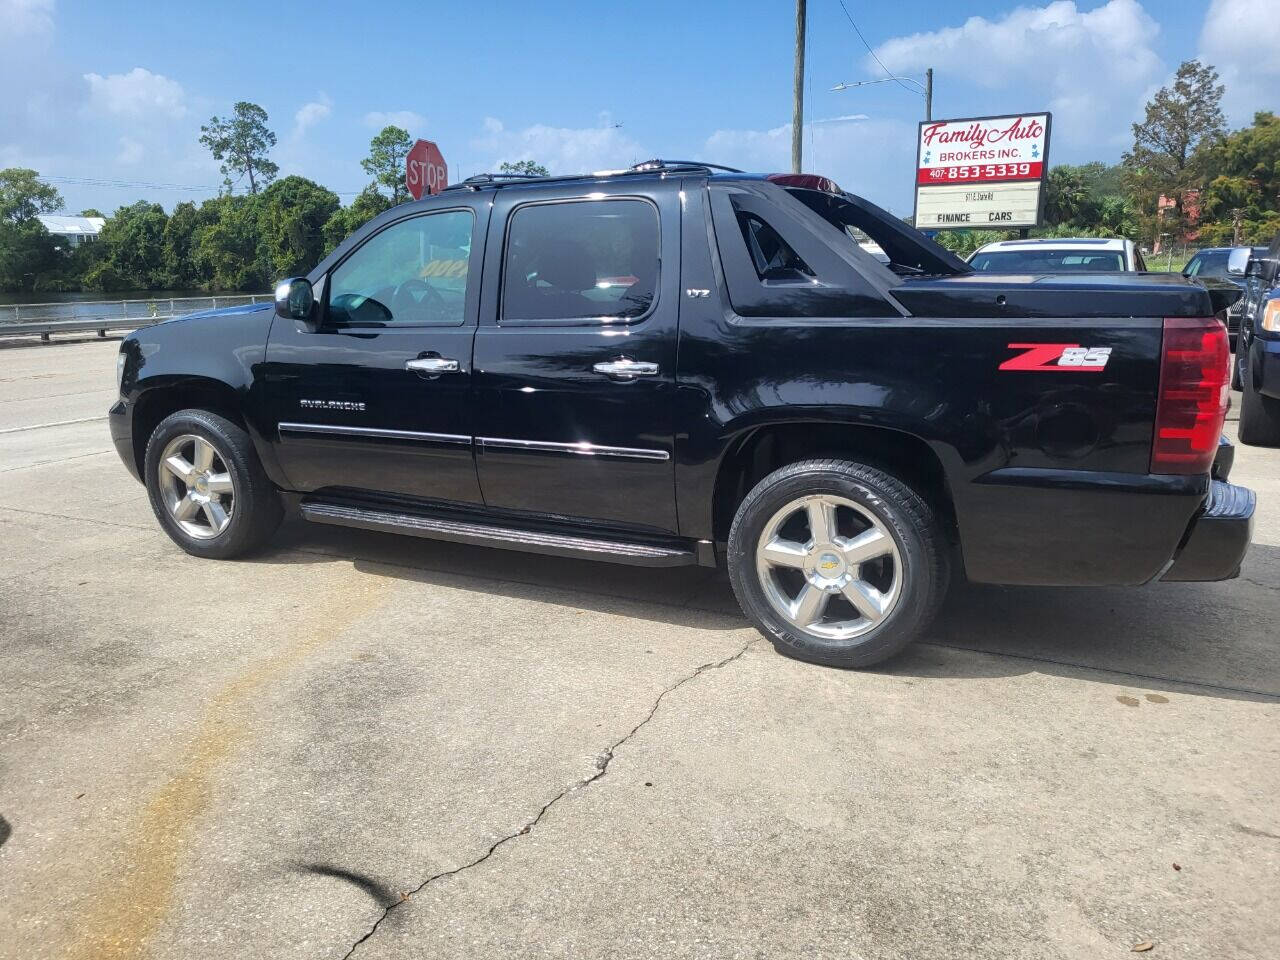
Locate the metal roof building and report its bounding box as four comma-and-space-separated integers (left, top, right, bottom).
36, 215, 106, 246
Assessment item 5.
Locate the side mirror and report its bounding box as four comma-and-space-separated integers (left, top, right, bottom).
1246, 258, 1262, 277
274, 277, 314, 321
1227, 247, 1251, 276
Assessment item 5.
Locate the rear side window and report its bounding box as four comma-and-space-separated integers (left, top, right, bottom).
709, 186, 897, 318
501, 199, 659, 323
737, 212, 814, 280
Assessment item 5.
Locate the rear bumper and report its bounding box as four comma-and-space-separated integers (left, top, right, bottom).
1161, 480, 1255, 582
958, 458, 1253, 586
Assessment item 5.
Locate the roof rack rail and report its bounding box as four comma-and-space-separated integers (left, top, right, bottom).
627, 159, 743, 173
438, 160, 743, 193
441, 172, 544, 191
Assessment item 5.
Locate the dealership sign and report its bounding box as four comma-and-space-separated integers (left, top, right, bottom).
913, 113, 1051, 229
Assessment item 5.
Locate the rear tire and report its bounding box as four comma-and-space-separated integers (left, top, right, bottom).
1238, 361, 1280, 447
144, 409, 283, 559
727, 459, 948, 668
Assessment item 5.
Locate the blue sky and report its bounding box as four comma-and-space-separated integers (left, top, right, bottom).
4, 0, 1276, 217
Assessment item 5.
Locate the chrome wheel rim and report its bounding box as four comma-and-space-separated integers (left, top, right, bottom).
754, 494, 902, 641
157, 434, 235, 539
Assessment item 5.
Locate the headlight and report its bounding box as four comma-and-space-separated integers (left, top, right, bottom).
1263, 300, 1280, 334
116, 351, 127, 390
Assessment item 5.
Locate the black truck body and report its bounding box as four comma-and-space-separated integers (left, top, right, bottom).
109, 163, 1255, 666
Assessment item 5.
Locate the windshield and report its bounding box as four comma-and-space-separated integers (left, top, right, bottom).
969, 249, 1125, 272
1184, 249, 1231, 277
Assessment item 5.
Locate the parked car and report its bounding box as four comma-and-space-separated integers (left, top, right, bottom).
1237, 236, 1280, 445
109, 162, 1253, 669
1183, 245, 1265, 348
968, 237, 1146, 272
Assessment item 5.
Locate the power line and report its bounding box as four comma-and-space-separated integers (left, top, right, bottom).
41, 175, 368, 197
835, 0, 915, 97
43, 175, 213, 192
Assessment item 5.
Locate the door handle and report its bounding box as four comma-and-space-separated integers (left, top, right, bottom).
405, 357, 460, 375
593, 359, 659, 379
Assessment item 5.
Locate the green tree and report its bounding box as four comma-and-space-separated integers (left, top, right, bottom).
192, 195, 266, 291
1074, 161, 1128, 199
1044, 166, 1094, 227
200, 101, 279, 194
498, 159, 549, 176
78, 208, 104, 218
323, 185, 392, 253
361, 126, 413, 203
0, 220, 59, 292
1123, 60, 1226, 244
84, 201, 170, 291
256, 176, 340, 277
161, 201, 207, 288
1096, 194, 1139, 238
0, 168, 63, 222
0, 168, 63, 292
1196, 111, 1280, 242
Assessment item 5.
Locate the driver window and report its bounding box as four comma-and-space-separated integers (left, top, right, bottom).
328, 209, 474, 327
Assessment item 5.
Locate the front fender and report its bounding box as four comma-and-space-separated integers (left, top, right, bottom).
116, 305, 283, 483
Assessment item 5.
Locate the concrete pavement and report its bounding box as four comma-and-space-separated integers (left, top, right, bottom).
0, 338, 1276, 959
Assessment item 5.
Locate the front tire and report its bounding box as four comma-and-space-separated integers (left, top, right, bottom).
144, 409, 283, 559
727, 459, 948, 668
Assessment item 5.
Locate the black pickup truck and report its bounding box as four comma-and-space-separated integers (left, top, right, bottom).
109, 161, 1254, 668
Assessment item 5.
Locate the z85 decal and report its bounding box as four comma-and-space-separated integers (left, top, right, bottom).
999, 343, 1112, 373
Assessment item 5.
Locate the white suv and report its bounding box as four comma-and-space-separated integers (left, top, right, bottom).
968, 237, 1145, 272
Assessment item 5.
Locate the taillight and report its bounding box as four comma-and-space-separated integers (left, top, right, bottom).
1151, 316, 1229, 475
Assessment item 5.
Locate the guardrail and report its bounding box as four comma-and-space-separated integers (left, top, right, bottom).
0, 295, 269, 342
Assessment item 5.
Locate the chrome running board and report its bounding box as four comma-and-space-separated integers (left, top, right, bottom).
301, 500, 701, 567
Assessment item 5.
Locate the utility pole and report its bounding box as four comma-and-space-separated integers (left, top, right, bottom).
924, 68, 933, 122
791, 0, 806, 174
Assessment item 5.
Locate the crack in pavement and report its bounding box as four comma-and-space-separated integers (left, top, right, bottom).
339, 637, 761, 959
0, 503, 152, 531
0, 449, 115, 474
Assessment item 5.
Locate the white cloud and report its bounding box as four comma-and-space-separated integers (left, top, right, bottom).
470, 114, 645, 175
292, 93, 332, 139
84, 67, 186, 119
1200, 0, 1280, 125
704, 117, 918, 215
1, 0, 53, 43
363, 110, 426, 131
115, 136, 143, 165
871, 0, 1162, 153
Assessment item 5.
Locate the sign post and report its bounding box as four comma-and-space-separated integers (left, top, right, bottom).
406, 139, 448, 200
912, 113, 1051, 230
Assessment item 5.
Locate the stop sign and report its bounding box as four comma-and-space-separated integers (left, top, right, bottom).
406, 139, 447, 199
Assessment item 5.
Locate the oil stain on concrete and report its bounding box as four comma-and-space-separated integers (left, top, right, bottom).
62, 573, 388, 960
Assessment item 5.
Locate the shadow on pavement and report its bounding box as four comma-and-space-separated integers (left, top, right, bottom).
258, 517, 1279, 702
294, 862, 400, 909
